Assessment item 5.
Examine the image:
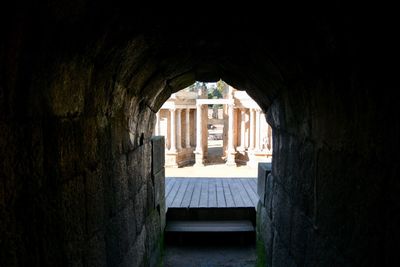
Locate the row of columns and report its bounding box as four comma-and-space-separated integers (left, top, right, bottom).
155, 105, 271, 167
163, 108, 193, 153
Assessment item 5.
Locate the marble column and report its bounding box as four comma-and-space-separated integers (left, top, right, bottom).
185, 108, 191, 148
226, 104, 237, 166
194, 104, 204, 166
240, 108, 246, 150
249, 108, 255, 150
260, 112, 266, 151
176, 109, 182, 151
255, 109, 261, 151
169, 108, 177, 153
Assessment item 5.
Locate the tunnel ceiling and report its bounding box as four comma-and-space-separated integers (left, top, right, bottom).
4, 1, 392, 114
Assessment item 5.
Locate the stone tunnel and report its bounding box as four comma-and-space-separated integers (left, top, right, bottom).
1, 2, 399, 266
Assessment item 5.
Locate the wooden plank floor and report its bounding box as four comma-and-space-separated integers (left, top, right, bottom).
166, 178, 258, 209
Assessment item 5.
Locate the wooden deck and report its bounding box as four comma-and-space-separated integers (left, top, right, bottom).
165, 177, 259, 209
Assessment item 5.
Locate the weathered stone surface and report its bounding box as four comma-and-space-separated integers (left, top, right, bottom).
289, 207, 312, 266
257, 203, 274, 267
134, 183, 148, 235
153, 168, 165, 208
127, 142, 152, 195
105, 208, 130, 266
112, 154, 129, 212
85, 232, 107, 267
257, 162, 271, 204
151, 136, 165, 175
59, 176, 86, 264
85, 168, 105, 235
145, 211, 162, 267
1, 4, 399, 267
121, 226, 147, 267
271, 232, 297, 267
271, 181, 292, 248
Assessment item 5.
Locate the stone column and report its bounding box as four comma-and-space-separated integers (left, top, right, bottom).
169, 108, 177, 153
260, 112, 266, 151
194, 104, 204, 166
255, 109, 261, 151
240, 108, 246, 150
176, 109, 182, 151
154, 111, 160, 136
185, 108, 191, 148
226, 104, 237, 166
249, 109, 255, 150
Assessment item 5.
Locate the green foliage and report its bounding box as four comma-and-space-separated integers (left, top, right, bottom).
256, 239, 267, 267
217, 79, 226, 96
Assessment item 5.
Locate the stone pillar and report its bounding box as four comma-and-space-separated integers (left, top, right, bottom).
260, 112, 267, 151
240, 108, 246, 150
154, 111, 160, 136
226, 104, 237, 166
249, 108, 255, 150
255, 109, 261, 151
194, 104, 204, 166
185, 108, 191, 148
245, 110, 250, 148
176, 109, 182, 151
169, 108, 177, 153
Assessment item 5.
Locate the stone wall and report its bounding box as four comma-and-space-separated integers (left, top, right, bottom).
257, 78, 397, 266
2, 3, 399, 266
0, 43, 166, 265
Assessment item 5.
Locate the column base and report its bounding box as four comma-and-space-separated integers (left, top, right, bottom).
194, 150, 204, 167
225, 150, 237, 167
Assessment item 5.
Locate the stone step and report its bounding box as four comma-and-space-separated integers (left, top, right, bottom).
165, 220, 255, 233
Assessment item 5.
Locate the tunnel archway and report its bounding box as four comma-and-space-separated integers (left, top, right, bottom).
2, 2, 398, 267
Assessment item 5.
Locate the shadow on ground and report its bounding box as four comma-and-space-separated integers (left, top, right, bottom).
164, 243, 256, 267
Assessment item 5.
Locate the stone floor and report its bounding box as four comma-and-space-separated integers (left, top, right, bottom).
164, 244, 257, 267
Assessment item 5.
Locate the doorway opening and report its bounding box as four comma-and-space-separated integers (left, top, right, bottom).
154, 80, 272, 172
153, 80, 273, 266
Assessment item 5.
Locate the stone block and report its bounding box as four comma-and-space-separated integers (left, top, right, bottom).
59, 177, 89, 266
265, 173, 274, 218
55, 119, 84, 181
127, 142, 152, 194
112, 154, 129, 211
104, 207, 130, 266
271, 182, 292, 248
257, 162, 272, 204
145, 211, 161, 262
153, 168, 165, 208
289, 207, 313, 266
272, 232, 297, 267
84, 231, 107, 267
304, 231, 346, 267
121, 226, 147, 267
159, 198, 166, 232
151, 136, 165, 175
134, 184, 147, 235
85, 168, 105, 235
146, 178, 155, 214
126, 200, 137, 244
257, 204, 274, 267
59, 176, 86, 246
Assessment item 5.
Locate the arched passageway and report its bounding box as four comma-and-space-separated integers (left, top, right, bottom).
155, 81, 273, 168
1, 2, 399, 266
